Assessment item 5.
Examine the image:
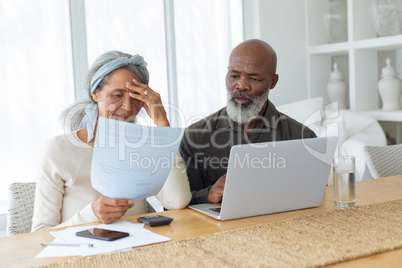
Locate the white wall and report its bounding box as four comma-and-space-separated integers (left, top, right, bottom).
243, 0, 308, 105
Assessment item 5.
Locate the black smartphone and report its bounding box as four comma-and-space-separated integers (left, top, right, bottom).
75, 228, 129, 241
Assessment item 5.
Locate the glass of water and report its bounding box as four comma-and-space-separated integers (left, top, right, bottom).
333, 156, 355, 209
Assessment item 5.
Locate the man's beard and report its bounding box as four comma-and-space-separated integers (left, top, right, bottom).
226, 90, 269, 124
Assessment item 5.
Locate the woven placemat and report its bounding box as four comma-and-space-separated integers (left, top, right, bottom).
38, 199, 402, 268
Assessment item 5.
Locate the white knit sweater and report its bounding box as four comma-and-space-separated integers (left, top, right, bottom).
31, 131, 191, 232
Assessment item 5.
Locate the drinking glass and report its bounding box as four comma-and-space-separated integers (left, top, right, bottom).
333, 156, 355, 209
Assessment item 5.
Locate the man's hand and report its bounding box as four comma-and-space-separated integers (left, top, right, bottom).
208, 174, 226, 203
92, 196, 134, 224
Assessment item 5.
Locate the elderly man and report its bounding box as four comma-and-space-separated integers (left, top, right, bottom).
180, 39, 316, 205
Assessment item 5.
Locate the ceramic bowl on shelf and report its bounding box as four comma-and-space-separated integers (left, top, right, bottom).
322, 1, 348, 43
370, 0, 402, 37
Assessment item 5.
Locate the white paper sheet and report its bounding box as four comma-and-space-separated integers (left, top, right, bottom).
36, 221, 171, 258
91, 117, 184, 201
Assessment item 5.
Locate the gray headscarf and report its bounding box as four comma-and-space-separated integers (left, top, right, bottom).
78, 54, 147, 143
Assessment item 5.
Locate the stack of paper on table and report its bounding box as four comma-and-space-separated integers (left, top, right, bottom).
36, 221, 170, 258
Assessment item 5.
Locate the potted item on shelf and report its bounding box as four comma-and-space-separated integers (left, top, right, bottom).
378, 57, 402, 111
370, 0, 402, 37
322, 0, 348, 43
327, 62, 349, 109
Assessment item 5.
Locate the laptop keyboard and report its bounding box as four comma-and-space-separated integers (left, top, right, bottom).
209, 208, 221, 213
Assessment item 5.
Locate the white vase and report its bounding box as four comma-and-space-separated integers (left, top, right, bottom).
370, 0, 402, 37
322, 1, 348, 43
327, 62, 349, 109
378, 57, 402, 111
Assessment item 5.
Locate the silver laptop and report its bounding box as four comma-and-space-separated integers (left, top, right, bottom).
188, 136, 338, 220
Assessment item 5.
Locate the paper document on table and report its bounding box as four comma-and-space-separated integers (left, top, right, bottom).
91, 117, 184, 201
36, 220, 171, 258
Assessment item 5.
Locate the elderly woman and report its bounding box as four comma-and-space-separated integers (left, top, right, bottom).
31, 51, 191, 232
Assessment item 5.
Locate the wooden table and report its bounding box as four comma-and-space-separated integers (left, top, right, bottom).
1, 175, 402, 268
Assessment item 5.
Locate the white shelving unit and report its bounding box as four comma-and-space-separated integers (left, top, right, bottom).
305, 0, 402, 122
